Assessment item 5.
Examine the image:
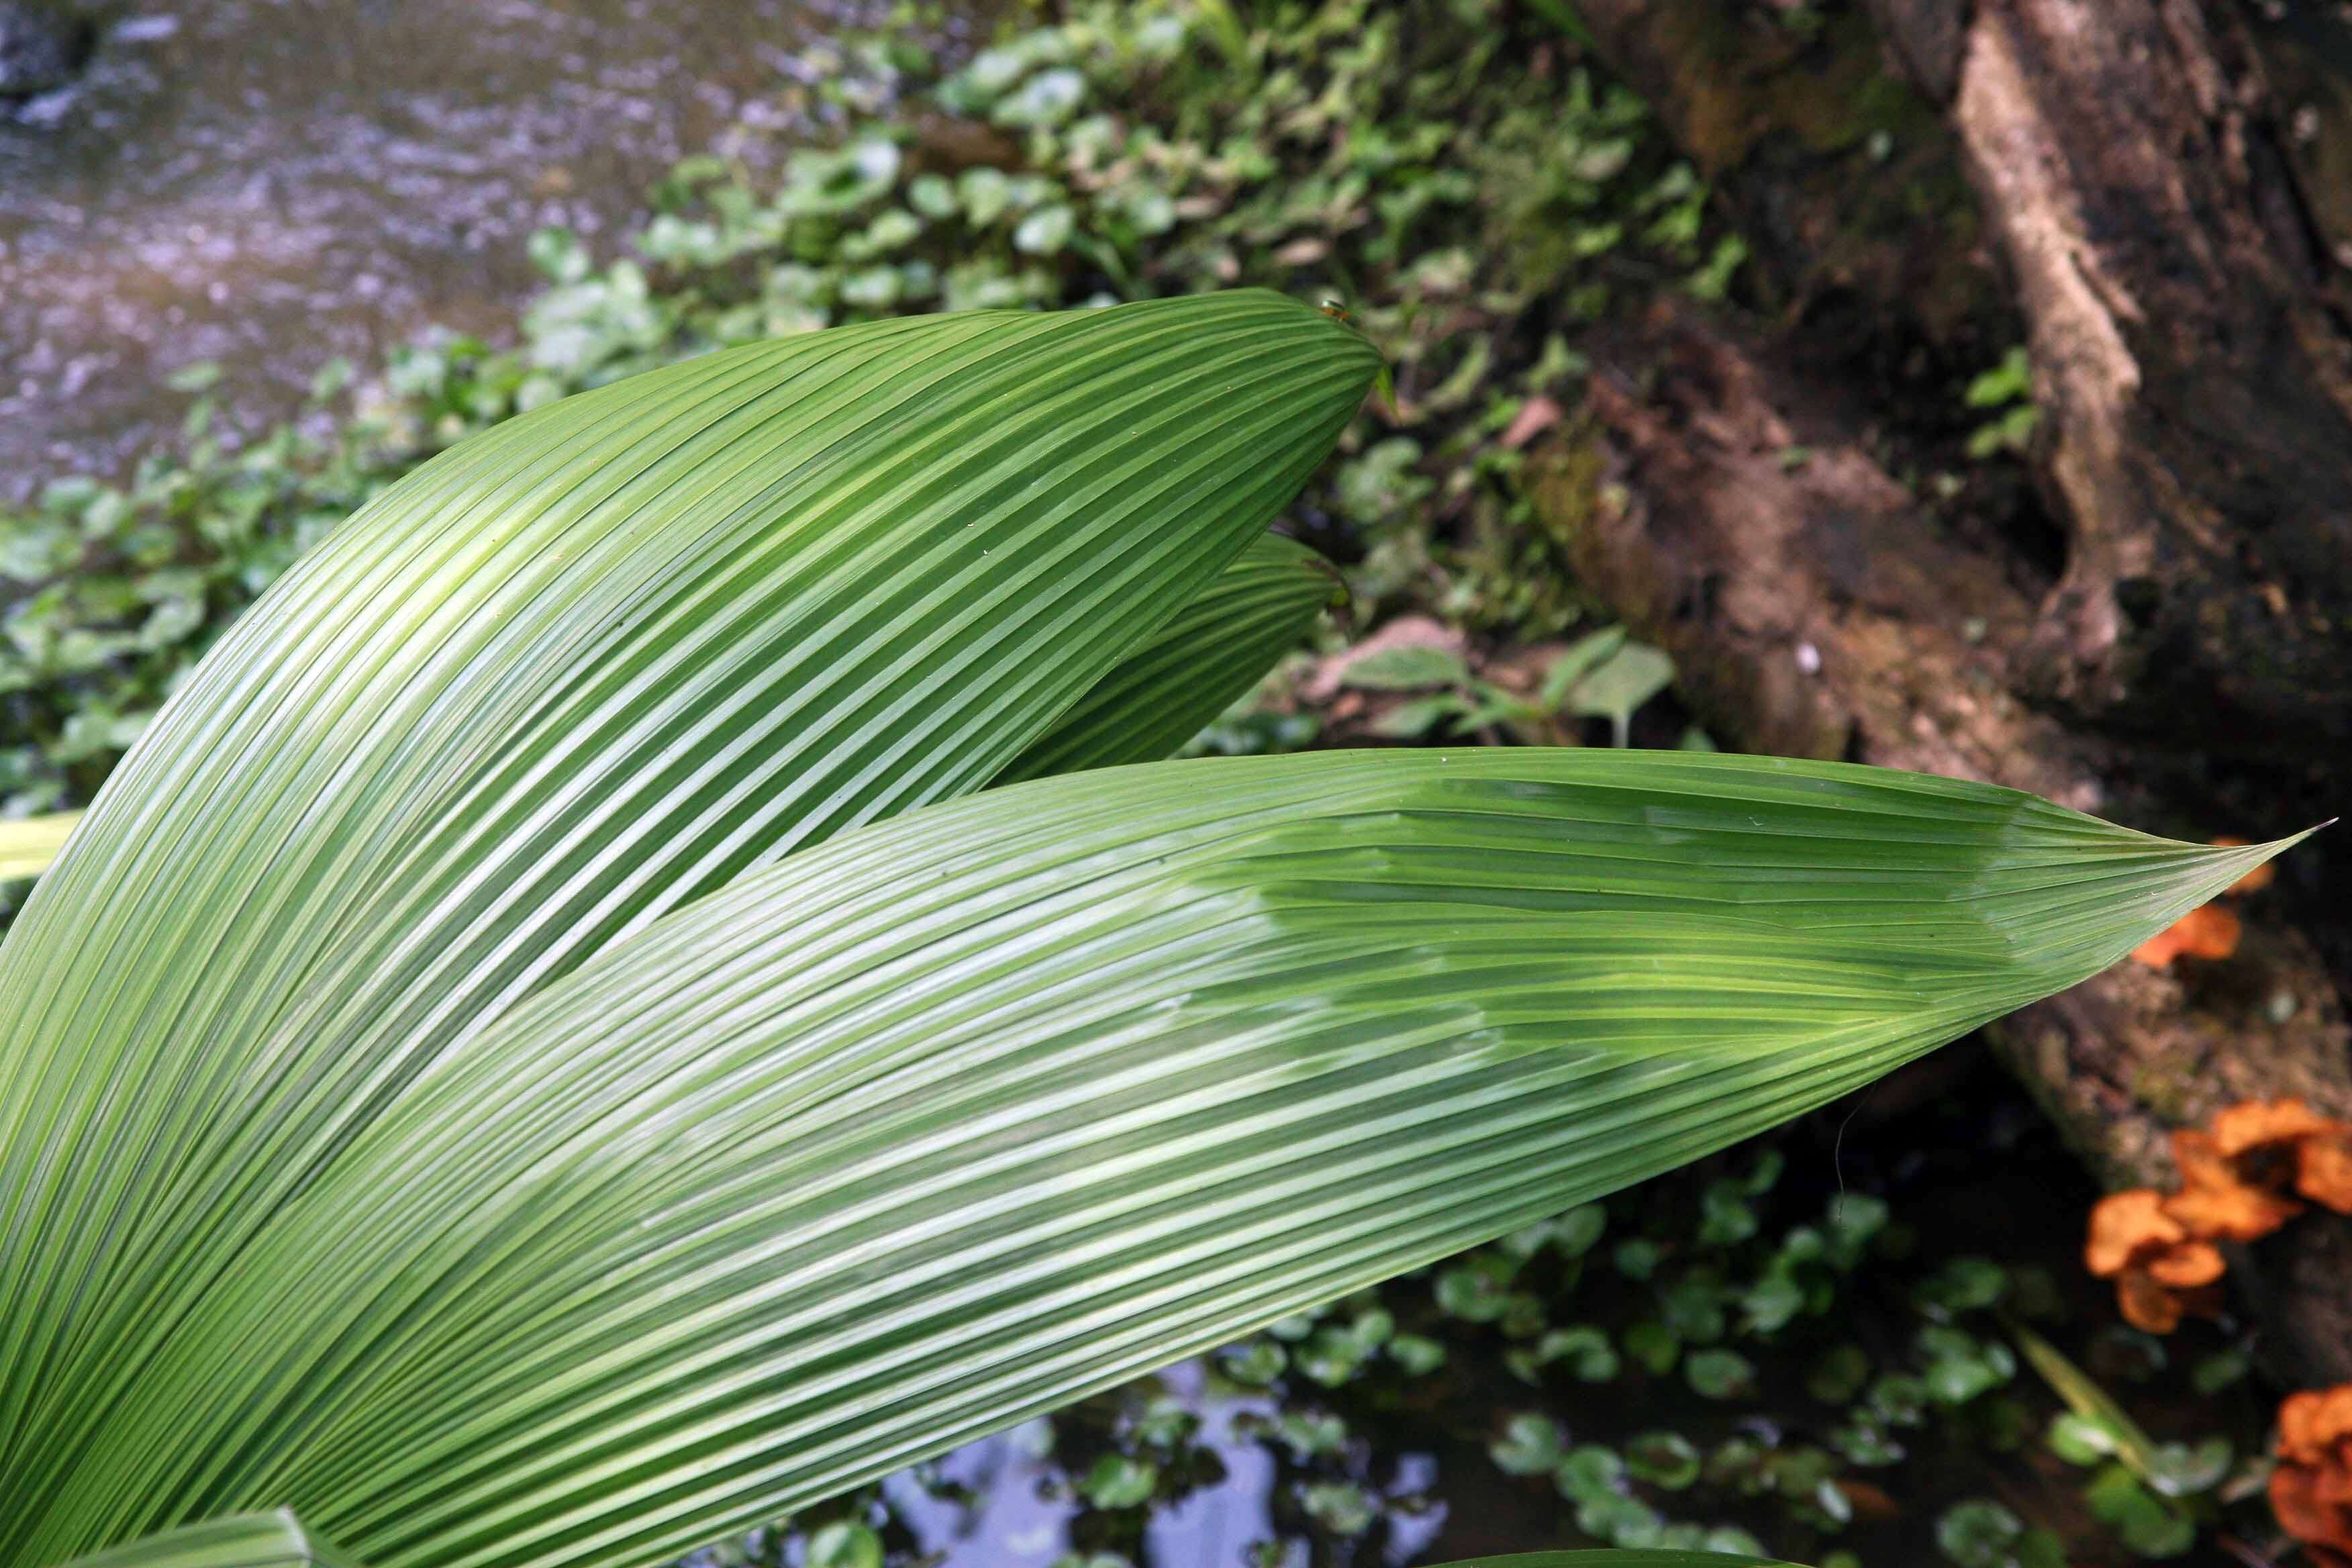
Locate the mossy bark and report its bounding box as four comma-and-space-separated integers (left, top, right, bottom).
1582, 0, 2352, 763
1576, 0, 2010, 352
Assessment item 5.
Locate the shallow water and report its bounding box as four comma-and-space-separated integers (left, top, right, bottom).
0, 0, 825, 499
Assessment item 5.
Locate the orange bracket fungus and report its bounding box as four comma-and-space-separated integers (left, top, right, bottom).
2081, 1099, 2352, 1332
2204, 1097, 2352, 1216
2082, 1101, 2352, 1559
2130, 901, 2243, 969
2083, 1189, 2226, 1332
2273, 1385, 2352, 1567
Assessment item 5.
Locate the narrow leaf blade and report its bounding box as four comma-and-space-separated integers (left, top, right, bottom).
28, 751, 2294, 1568
0, 293, 1379, 1538
51, 1514, 358, 1568
997, 532, 1337, 783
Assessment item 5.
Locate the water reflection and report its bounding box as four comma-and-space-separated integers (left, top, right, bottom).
0, 0, 824, 497
864, 1363, 1449, 1567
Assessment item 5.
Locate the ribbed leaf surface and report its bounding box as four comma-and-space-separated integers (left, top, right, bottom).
0, 293, 1379, 1549
54, 1518, 354, 1568
16, 751, 2286, 1568
997, 532, 1336, 782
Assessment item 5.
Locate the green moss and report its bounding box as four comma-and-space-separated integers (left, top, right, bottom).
1527, 425, 1608, 553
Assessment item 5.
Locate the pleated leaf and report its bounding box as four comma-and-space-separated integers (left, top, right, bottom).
13, 750, 2290, 1568
0, 811, 79, 882
997, 531, 1338, 782
0, 293, 1379, 1542
0, 534, 1332, 889
52, 1518, 356, 1568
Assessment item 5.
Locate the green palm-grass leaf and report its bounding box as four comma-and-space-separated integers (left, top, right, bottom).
0, 292, 1379, 1549
52, 1517, 356, 1568
999, 531, 1338, 781
15, 750, 2290, 1568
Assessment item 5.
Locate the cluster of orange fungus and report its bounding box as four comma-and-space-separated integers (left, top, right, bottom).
2128, 834, 2274, 969
2083, 1189, 2224, 1332
2129, 903, 2242, 968
2082, 1098, 2352, 1332
2273, 1386, 2352, 1566
2212, 1098, 2352, 1212
2165, 1128, 2306, 1242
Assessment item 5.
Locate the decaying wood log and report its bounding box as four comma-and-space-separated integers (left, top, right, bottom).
1585, 0, 2352, 758
1892, 0, 2352, 762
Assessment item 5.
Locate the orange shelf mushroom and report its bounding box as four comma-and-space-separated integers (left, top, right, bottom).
2082, 1099, 2352, 1332
2302, 1130, 2352, 1214
2130, 902, 2242, 969
2088, 1091, 2352, 1564
2212, 1097, 2341, 1154
2083, 1189, 2226, 1332
2273, 1385, 2352, 1567
2165, 1127, 2305, 1241
2204, 1097, 2352, 1216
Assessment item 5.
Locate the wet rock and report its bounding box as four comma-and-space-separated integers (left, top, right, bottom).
0, 1, 95, 100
